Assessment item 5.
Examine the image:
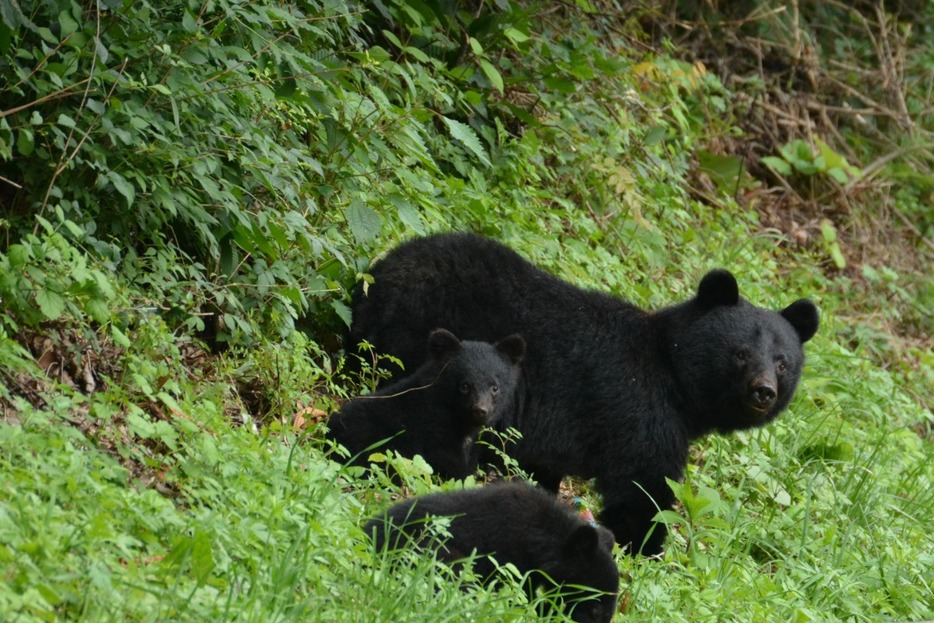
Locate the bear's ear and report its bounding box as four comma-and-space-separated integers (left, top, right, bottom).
427, 329, 461, 359
495, 334, 526, 365
696, 269, 740, 308
561, 524, 600, 563
780, 299, 819, 343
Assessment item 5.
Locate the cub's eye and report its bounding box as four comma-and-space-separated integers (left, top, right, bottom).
735, 350, 749, 362
459, 382, 470, 394
491, 385, 499, 394
776, 362, 788, 374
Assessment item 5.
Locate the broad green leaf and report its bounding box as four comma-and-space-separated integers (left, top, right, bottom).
391, 195, 425, 234
17, 129, 34, 156
85, 298, 110, 324
543, 76, 576, 94
827, 168, 849, 184
653, 509, 685, 524
36, 289, 65, 320
182, 11, 197, 33
368, 46, 391, 63
697, 150, 744, 191
58, 10, 79, 37
442, 117, 491, 167
106, 171, 135, 207
345, 201, 381, 244
111, 326, 131, 347
0, 1, 26, 29
404, 46, 429, 63
127, 411, 155, 439
761, 156, 792, 176
503, 27, 530, 44
331, 299, 352, 328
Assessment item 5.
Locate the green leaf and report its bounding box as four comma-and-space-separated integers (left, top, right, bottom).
127, 411, 155, 439
0, 23, 13, 56
85, 298, 110, 324
479, 59, 503, 93
94, 36, 109, 63
58, 10, 79, 37
345, 201, 381, 244
331, 299, 352, 328
182, 11, 198, 33
441, 117, 491, 167
111, 326, 131, 348
543, 76, 576, 94
503, 27, 530, 44
819, 218, 838, 243
697, 150, 744, 191
0, 1, 26, 29
761, 156, 792, 176
368, 45, 391, 63
827, 168, 849, 184
106, 171, 135, 207
36, 289, 66, 320
17, 129, 34, 156
653, 509, 686, 524
391, 195, 425, 234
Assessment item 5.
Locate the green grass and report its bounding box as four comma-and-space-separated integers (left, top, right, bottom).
1, 265, 931, 622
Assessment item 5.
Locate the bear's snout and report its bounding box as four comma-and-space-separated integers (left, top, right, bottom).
748, 376, 777, 411
471, 404, 490, 423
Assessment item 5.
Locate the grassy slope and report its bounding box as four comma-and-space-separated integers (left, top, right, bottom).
1, 3, 932, 622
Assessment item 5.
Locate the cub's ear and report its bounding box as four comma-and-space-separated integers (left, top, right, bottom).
428, 329, 461, 359
696, 269, 740, 308
496, 334, 526, 365
781, 299, 819, 343
562, 524, 600, 563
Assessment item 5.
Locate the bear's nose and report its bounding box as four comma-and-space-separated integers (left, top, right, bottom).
473, 405, 489, 418
750, 382, 777, 409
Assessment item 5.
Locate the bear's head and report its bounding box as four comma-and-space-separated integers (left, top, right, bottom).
426, 329, 525, 428
540, 523, 620, 623
668, 270, 819, 435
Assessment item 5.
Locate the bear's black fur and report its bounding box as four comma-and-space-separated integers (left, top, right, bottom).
328, 328, 525, 479
366, 481, 620, 623
350, 233, 820, 554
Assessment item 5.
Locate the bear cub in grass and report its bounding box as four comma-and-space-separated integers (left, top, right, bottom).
350, 233, 820, 555
366, 481, 619, 623
327, 328, 524, 479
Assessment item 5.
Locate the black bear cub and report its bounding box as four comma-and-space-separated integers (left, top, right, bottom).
350, 233, 820, 555
327, 328, 525, 480
366, 481, 620, 623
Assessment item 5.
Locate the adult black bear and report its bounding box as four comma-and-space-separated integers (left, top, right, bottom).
350, 233, 819, 555
327, 328, 525, 479
366, 481, 619, 623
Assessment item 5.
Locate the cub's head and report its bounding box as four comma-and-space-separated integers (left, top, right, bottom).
545, 523, 620, 623
671, 270, 819, 434
426, 329, 525, 428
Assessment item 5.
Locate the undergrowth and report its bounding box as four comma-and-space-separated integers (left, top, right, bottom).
1, 1, 931, 622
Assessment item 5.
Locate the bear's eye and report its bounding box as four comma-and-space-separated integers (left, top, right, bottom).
460, 382, 470, 394
776, 361, 788, 374
491, 384, 499, 394
735, 350, 749, 362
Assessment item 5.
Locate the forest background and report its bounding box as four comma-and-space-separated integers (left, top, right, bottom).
0, 1, 932, 621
